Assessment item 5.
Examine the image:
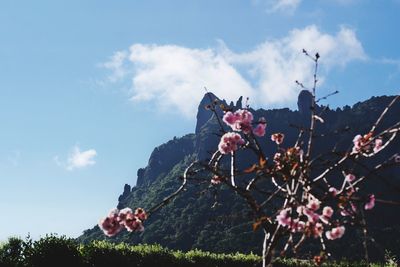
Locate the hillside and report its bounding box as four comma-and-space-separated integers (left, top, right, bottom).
79, 92, 400, 260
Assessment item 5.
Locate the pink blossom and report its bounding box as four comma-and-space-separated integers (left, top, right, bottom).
352, 133, 373, 154
276, 208, 292, 227
218, 132, 245, 154
98, 208, 123, 237
307, 201, 320, 211
322, 206, 333, 218
296, 205, 305, 215
108, 208, 119, 218
364, 194, 375, 210
118, 208, 133, 222
374, 139, 383, 153
329, 187, 338, 196
319, 206, 333, 224
303, 208, 319, 224
295, 220, 306, 232
253, 119, 266, 137
222, 109, 253, 134
271, 133, 284, 145
306, 197, 320, 211
134, 208, 148, 221
325, 226, 345, 240
222, 111, 237, 125
235, 109, 253, 123
352, 134, 363, 153
290, 219, 306, 233
345, 173, 356, 182
123, 213, 144, 232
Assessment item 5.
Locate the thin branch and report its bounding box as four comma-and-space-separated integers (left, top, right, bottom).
370, 95, 400, 133
147, 162, 195, 216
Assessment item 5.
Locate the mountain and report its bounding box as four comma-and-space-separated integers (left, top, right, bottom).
79, 92, 400, 260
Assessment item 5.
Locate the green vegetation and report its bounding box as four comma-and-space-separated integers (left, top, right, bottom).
0, 235, 397, 267
0, 235, 259, 267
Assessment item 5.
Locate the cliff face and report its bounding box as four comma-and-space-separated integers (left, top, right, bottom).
135, 134, 195, 187
80, 93, 400, 259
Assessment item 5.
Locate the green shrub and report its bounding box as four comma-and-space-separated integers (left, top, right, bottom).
130, 244, 176, 267
82, 241, 141, 267
0, 236, 390, 267
0, 237, 25, 267
24, 235, 85, 267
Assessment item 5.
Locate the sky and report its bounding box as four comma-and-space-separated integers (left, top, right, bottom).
0, 0, 399, 241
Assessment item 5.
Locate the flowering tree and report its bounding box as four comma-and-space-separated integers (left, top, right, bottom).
99, 51, 400, 266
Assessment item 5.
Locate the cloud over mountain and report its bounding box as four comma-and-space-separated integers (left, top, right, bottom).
103, 25, 366, 118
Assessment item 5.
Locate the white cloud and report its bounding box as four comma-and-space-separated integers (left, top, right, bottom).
103, 25, 366, 118
381, 58, 400, 71
265, 0, 302, 14
102, 51, 128, 82
55, 146, 97, 171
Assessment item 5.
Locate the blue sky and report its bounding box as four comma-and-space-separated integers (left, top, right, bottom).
0, 0, 399, 240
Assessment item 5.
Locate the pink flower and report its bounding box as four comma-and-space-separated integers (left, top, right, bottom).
303, 208, 319, 224
374, 139, 383, 153
345, 173, 356, 183
271, 133, 284, 145
222, 109, 253, 134
325, 226, 345, 240
276, 208, 292, 227
307, 197, 320, 211
352, 134, 363, 154
222, 111, 237, 125
296, 205, 305, 215
322, 206, 333, 218
295, 220, 306, 232
123, 213, 144, 232
235, 109, 253, 122
98, 208, 123, 237
329, 187, 338, 196
118, 208, 133, 222
364, 194, 375, 210
134, 208, 148, 221
352, 133, 373, 154
253, 118, 266, 137
319, 206, 333, 224
289, 219, 306, 233
218, 132, 245, 154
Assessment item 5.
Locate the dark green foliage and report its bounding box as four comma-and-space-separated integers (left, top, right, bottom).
0, 237, 25, 267
0, 236, 396, 266
82, 241, 141, 267
0, 236, 260, 267
23, 235, 85, 267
